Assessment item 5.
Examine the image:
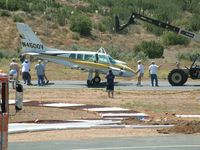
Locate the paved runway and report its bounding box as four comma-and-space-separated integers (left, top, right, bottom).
9, 135, 200, 150
19, 80, 200, 90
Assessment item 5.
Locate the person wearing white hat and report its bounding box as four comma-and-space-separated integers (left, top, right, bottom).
35, 60, 45, 86
135, 60, 144, 86
21, 59, 32, 85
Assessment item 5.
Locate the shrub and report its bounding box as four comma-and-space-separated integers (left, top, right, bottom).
98, 22, 106, 32
177, 50, 200, 61
4, 0, 19, 10
12, 15, 24, 22
162, 32, 190, 46
144, 24, 164, 36
0, 10, 10, 17
134, 40, 164, 59
187, 14, 200, 31
152, 0, 181, 22
132, 51, 148, 62
56, 8, 67, 26
72, 33, 80, 40
106, 45, 130, 61
70, 14, 92, 36
0, 51, 3, 59
101, 16, 114, 32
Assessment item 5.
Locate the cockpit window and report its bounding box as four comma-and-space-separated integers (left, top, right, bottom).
69, 53, 76, 59
108, 56, 116, 64
98, 55, 109, 64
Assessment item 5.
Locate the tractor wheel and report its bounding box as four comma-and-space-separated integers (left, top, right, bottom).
168, 69, 188, 86
93, 76, 101, 84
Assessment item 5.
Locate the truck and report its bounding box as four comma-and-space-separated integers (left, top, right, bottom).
115, 12, 200, 86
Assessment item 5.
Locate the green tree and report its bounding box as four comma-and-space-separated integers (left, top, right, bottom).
134, 41, 164, 59
70, 14, 92, 36
188, 14, 200, 31
162, 32, 190, 46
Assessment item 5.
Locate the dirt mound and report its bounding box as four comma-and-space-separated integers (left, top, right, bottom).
122, 115, 200, 134
157, 120, 200, 134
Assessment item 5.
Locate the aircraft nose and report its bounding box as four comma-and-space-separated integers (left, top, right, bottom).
127, 67, 135, 76
127, 70, 134, 77
122, 68, 134, 77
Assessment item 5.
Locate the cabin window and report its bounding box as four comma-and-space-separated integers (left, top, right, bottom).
84, 54, 93, 61
98, 55, 109, 64
69, 53, 76, 59
77, 54, 83, 60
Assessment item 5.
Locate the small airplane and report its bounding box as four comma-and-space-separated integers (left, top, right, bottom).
16, 23, 134, 85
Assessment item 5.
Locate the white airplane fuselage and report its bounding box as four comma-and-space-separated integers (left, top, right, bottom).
28, 49, 134, 77
16, 23, 134, 85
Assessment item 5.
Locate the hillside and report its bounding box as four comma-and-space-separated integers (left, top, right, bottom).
0, 0, 200, 79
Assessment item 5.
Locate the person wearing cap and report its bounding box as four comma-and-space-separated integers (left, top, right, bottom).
22, 59, 32, 85
149, 61, 161, 87
9, 58, 19, 81
105, 69, 115, 98
35, 60, 45, 86
135, 60, 144, 86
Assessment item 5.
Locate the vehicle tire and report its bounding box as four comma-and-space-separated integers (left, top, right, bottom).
93, 76, 101, 84
168, 69, 188, 86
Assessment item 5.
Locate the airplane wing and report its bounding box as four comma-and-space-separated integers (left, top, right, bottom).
24, 52, 40, 55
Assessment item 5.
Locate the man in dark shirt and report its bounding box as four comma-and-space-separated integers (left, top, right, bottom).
106, 70, 115, 98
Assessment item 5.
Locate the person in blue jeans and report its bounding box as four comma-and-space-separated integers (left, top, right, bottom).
149, 61, 161, 87
35, 60, 45, 86
106, 70, 115, 98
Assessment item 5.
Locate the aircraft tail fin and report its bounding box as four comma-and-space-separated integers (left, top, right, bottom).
16, 23, 46, 53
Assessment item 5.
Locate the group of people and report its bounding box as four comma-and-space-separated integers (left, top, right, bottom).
9, 58, 49, 86
10, 57, 160, 97
105, 60, 161, 98
135, 60, 161, 87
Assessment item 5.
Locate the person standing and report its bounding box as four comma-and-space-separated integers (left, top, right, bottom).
136, 60, 144, 86
21, 59, 32, 85
176, 61, 180, 69
106, 70, 115, 98
9, 58, 19, 81
149, 61, 161, 87
35, 60, 45, 86
42, 60, 49, 84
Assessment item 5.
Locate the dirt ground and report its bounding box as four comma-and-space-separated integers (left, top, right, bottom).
8, 88, 200, 142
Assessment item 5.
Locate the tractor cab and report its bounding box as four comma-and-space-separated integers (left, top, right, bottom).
189, 54, 200, 79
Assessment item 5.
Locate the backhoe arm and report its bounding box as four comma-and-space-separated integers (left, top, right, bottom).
116, 12, 200, 41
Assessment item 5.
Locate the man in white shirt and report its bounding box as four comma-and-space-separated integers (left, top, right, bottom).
149, 61, 161, 87
22, 59, 31, 85
136, 60, 144, 86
